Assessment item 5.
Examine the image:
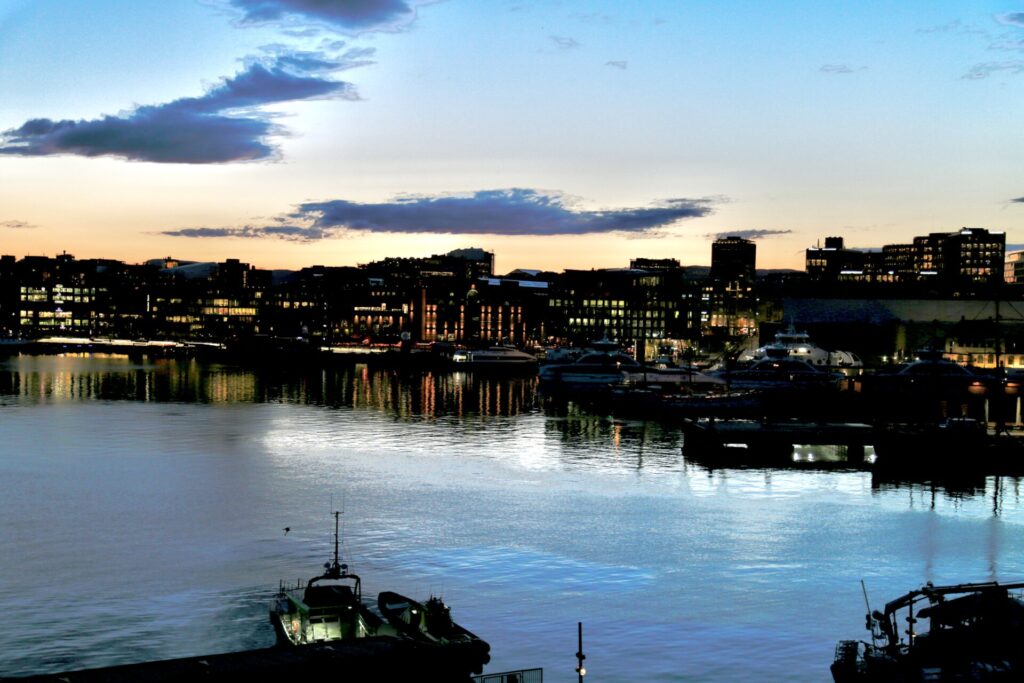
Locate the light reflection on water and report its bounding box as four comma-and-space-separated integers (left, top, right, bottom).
1, 355, 1024, 682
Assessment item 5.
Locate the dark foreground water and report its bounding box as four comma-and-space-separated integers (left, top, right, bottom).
1, 354, 1023, 682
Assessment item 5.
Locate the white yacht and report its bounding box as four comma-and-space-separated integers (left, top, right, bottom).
450, 346, 538, 368
743, 325, 862, 368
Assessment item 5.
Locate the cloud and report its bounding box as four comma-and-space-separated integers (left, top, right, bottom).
917, 20, 990, 36
0, 52, 361, 163
550, 35, 581, 49
997, 12, 1024, 28
0, 219, 36, 230
819, 64, 866, 74
990, 38, 1024, 51
162, 224, 328, 241
962, 60, 1024, 79
280, 27, 321, 37
605, 60, 628, 70
162, 189, 716, 240
706, 229, 792, 240
261, 44, 377, 72
228, 0, 420, 34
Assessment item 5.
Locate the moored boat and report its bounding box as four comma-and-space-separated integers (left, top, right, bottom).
831, 580, 1024, 682
712, 357, 845, 391
378, 591, 491, 672
450, 345, 538, 369
269, 512, 391, 646
741, 325, 863, 369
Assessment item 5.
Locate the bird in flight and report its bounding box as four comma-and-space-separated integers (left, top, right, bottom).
283, 527, 291, 535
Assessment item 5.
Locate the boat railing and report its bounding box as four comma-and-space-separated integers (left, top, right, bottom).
472, 668, 543, 683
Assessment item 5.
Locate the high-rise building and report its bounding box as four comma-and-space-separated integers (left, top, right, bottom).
711, 236, 756, 283
708, 236, 757, 338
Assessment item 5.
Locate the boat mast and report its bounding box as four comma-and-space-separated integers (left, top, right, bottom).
861, 580, 880, 649
332, 510, 342, 573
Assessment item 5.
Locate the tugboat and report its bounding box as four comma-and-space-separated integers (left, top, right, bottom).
269, 512, 390, 645
831, 580, 1024, 682
378, 591, 491, 672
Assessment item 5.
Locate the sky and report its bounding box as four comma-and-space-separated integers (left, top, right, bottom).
1, 0, 1022, 274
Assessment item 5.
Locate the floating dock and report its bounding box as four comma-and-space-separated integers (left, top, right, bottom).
681, 418, 1024, 474
682, 419, 874, 461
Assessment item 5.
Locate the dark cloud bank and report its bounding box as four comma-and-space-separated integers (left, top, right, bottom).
229, 0, 419, 33
0, 52, 362, 164
163, 189, 715, 240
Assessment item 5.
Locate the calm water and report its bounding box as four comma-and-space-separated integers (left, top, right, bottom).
1, 354, 1023, 681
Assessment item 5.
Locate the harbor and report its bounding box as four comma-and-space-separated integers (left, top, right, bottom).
2, 354, 1024, 682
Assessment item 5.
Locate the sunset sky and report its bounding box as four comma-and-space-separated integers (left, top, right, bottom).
1, 0, 1022, 274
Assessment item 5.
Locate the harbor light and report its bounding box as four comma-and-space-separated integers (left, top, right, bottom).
575, 621, 586, 681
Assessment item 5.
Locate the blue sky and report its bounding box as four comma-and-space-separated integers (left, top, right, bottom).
1, 0, 1021, 272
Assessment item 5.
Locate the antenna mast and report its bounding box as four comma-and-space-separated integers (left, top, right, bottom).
333, 510, 341, 568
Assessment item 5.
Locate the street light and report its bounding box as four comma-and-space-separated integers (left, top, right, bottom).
575, 621, 586, 681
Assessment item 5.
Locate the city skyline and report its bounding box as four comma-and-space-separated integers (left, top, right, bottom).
2, 0, 1023, 273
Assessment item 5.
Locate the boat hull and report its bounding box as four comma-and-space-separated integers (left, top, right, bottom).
377, 591, 490, 673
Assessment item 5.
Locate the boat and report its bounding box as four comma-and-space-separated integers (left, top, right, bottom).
450, 345, 538, 369
741, 325, 863, 369
377, 591, 491, 671
620, 364, 726, 389
831, 580, 1024, 682
269, 512, 390, 646
712, 357, 845, 391
539, 350, 640, 388
540, 348, 724, 390
607, 384, 764, 420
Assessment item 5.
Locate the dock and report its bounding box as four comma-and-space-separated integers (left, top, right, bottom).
2, 638, 491, 683
682, 419, 874, 461
681, 418, 1024, 474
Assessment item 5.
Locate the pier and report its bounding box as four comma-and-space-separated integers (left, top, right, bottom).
2, 639, 493, 683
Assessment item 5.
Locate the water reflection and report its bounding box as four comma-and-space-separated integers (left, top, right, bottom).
0, 355, 540, 418
3, 354, 1021, 502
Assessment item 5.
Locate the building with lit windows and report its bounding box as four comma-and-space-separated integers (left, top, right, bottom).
547, 268, 702, 356
804, 228, 1005, 294
1006, 250, 1024, 285
705, 236, 758, 339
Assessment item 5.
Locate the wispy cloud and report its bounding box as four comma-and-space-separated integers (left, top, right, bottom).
162, 189, 716, 240
0, 51, 363, 164
605, 60, 628, 70
227, 0, 421, 34
997, 12, 1024, 28
990, 38, 1024, 51
550, 35, 581, 49
819, 64, 866, 74
917, 19, 990, 37
0, 219, 36, 230
962, 60, 1024, 79
261, 43, 377, 72
706, 229, 792, 240
933, 13, 1024, 77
